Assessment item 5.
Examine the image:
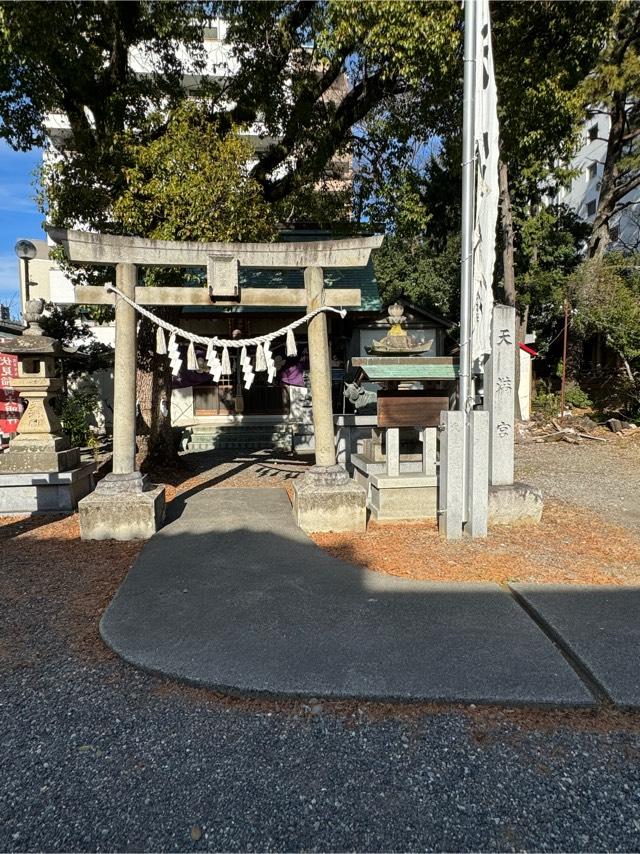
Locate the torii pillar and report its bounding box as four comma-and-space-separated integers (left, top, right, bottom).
78, 263, 166, 540
291, 266, 367, 533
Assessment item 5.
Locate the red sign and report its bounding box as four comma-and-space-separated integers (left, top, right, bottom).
0, 342, 21, 434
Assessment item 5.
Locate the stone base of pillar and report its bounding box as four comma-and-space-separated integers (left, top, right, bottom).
292, 465, 367, 533
488, 482, 543, 526
94, 471, 150, 495
0, 463, 95, 514
369, 473, 437, 522
78, 484, 165, 541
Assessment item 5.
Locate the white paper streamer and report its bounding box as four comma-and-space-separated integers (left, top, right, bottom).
168, 333, 182, 377
156, 326, 167, 355
286, 327, 297, 357
221, 346, 231, 375
255, 343, 267, 372
205, 341, 222, 382
187, 340, 198, 371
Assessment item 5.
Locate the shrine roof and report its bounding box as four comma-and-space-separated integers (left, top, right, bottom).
352, 357, 459, 381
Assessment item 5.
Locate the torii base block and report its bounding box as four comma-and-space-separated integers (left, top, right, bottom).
78, 474, 165, 540
293, 465, 367, 533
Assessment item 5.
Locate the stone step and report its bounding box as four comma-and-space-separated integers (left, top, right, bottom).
189, 424, 291, 433
186, 440, 291, 452
182, 424, 294, 453
188, 433, 291, 442
185, 430, 292, 439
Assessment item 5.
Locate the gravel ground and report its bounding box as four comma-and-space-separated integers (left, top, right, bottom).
3, 623, 640, 853
2, 445, 640, 851
516, 432, 640, 531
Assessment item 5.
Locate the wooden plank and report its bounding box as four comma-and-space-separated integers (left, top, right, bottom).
377, 391, 450, 428
47, 226, 383, 268
68, 286, 361, 307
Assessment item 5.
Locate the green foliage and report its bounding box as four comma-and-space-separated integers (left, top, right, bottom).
588, 371, 640, 420
516, 205, 590, 351
61, 384, 100, 448
491, 1, 611, 199
40, 304, 113, 377
570, 253, 640, 365
532, 387, 560, 421
113, 102, 277, 243
0, 1, 209, 151
564, 382, 593, 410
373, 233, 459, 319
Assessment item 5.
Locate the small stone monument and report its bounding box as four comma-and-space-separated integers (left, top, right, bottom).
0, 298, 95, 513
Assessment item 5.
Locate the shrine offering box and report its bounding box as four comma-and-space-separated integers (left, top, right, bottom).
377, 390, 450, 428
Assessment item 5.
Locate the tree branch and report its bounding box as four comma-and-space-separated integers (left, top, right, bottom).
257, 69, 398, 203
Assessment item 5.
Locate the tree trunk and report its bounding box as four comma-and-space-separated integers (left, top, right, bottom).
135, 311, 179, 471
498, 158, 516, 307
588, 95, 626, 259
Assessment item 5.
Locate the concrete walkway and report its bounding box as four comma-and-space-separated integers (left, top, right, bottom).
99, 487, 615, 707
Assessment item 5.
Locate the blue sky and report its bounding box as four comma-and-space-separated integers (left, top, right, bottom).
0, 141, 45, 316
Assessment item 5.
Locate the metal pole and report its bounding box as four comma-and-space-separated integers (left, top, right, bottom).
560, 298, 569, 423
459, 0, 477, 525
23, 259, 30, 305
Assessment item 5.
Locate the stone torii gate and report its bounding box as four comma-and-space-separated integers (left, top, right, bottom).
47, 227, 382, 540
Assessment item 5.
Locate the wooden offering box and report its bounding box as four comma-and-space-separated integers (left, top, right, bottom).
377, 390, 450, 428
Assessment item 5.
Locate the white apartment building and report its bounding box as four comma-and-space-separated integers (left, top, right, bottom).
553, 113, 640, 249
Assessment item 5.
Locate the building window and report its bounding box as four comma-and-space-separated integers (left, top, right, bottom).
588, 124, 599, 142
586, 199, 597, 217
587, 162, 598, 180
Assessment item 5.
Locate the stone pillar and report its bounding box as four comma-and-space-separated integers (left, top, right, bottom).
292, 266, 366, 533
422, 427, 437, 477
111, 264, 138, 475
304, 266, 336, 468
485, 305, 516, 486
385, 427, 400, 477
78, 264, 165, 540
438, 410, 464, 540
484, 304, 544, 526
466, 410, 489, 538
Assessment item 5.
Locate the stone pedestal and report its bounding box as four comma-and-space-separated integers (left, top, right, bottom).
292, 465, 366, 533
0, 442, 80, 473
351, 451, 426, 497
488, 482, 544, 526
0, 464, 95, 514
369, 473, 437, 522
78, 487, 165, 541
78, 471, 166, 541
352, 426, 439, 522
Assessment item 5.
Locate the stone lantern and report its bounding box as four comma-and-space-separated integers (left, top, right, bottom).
0, 298, 95, 513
